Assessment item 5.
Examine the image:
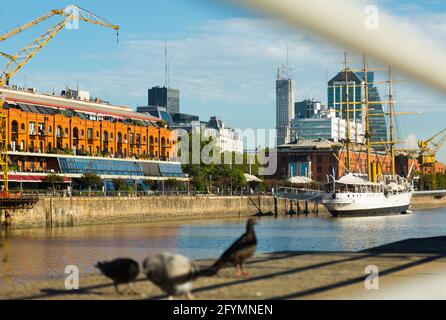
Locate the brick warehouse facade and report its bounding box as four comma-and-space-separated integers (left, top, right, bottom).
0, 87, 174, 173
273, 139, 423, 182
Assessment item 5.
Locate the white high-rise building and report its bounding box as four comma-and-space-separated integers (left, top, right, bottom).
276, 66, 295, 146
290, 117, 364, 143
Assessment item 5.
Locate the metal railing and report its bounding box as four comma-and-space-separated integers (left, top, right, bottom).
8, 189, 272, 198
275, 187, 322, 201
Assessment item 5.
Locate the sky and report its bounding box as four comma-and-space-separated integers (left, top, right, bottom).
1, 0, 446, 160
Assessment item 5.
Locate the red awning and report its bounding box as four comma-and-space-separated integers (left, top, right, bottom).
8, 174, 71, 183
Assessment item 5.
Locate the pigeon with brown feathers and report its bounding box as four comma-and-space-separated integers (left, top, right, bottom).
95, 258, 140, 295
211, 218, 258, 276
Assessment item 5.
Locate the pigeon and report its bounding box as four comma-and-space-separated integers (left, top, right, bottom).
142, 252, 212, 300
211, 218, 258, 277
95, 258, 140, 295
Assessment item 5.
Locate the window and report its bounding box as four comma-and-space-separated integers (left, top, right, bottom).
48, 126, 52, 133
317, 166, 322, 173
96, 131, 99, 138
65, 128, 68, 134
57, 126, 62, 138
81, 129, 84, 137
21, 123, 25, 131
29, 122, 36, 135
87, 128, 93, 141
38, 123, 44, 135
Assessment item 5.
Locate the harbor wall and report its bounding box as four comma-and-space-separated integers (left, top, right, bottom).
411, 194, 446, 209
2, 194, 446, 229
0, 195, 286, 229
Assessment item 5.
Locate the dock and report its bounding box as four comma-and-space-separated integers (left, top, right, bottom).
2, 236, 446, 300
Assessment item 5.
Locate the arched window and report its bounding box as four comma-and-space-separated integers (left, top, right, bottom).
11, 121, 18, 133
21, 123, 25, 131
57, 126, 63, 137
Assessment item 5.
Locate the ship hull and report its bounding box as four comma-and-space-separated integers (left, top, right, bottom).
329, 204, 410, 217
322, 192, 412, 217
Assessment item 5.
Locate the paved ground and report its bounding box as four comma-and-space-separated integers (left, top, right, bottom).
2, 237, 446, 300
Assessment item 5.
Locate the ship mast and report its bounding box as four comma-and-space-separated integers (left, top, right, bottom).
363, 54, 371, 180
344, 52, 351, 171
388, 65, 396, 176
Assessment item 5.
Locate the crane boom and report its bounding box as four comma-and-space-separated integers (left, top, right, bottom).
0, 6, 119, 43
0, 19, 69, 86
0, 6, 119, 87
0, 10, 60, 42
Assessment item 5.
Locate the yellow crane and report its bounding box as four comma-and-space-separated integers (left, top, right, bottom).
0, 5, 119, 192
0, 5, 119, 87
417, 128, 446, 190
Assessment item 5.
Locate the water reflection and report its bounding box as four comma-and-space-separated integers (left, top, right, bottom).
2, 209, 446, 287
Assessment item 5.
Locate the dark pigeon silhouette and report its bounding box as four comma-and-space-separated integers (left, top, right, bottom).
95, 258, 140, 295
143, 252, 212, 299
211, 218, 258, 276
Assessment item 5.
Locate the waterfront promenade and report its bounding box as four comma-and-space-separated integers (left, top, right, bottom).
2, 237, 446, 300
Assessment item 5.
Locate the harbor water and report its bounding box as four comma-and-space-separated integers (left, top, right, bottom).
2, 208, 446, 287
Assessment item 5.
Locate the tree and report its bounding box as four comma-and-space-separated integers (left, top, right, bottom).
165, 179, 180, 190
79, 172, 102, 196
44, 173, 65, 196
112, 178, 126, 192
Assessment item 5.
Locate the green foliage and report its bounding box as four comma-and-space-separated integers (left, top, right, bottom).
164, 179, 180, 189
44, 173, 65, 184
156, 120, 167, 128
419, 173, 446, 190
178, 133, 273, 192
112, 178, 126, 191
44, 173, 65, 195
79, 172, 102, 189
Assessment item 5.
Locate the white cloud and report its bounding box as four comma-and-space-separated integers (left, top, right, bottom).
19, 11, 446, 160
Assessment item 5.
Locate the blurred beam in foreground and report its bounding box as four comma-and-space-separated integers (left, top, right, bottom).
231, 0, 446, 93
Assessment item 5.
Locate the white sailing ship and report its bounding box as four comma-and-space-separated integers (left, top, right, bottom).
321, 58, 413, 217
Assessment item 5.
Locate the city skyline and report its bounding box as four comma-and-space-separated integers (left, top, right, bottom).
1, 1, 446, 159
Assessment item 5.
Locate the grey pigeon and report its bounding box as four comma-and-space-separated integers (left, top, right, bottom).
211, 218, 258, 276
95, 258, 140, 295
142, 252, 210, 299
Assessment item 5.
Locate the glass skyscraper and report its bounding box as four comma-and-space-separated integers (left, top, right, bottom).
327, 69, 387, 150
